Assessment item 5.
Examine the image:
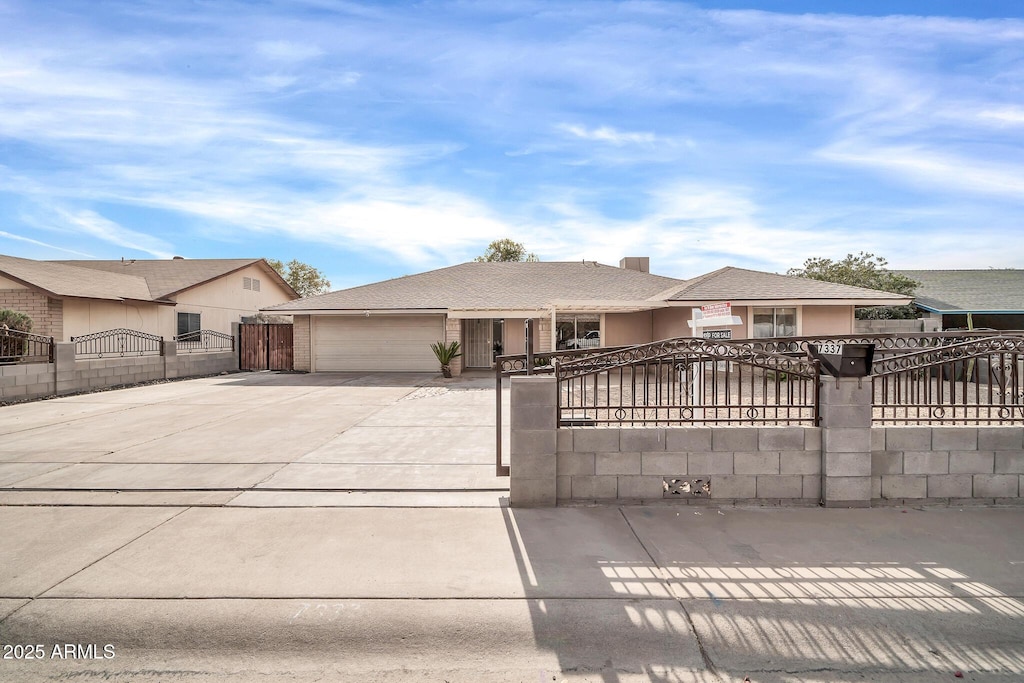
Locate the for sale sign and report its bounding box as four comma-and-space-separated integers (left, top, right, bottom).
702, 330, 732, 340
700, 302, 731, 319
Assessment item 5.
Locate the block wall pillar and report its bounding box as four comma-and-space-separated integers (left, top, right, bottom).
510, 376, 557, 507
820, 377, 873, 507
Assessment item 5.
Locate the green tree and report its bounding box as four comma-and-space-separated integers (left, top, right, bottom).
265, 258, 332, 298
0, 308, 33, 332
787, 252, 919, 319
474, 238, 539, 262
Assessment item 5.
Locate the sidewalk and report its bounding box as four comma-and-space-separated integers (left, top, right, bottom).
2, 504, 1023, 682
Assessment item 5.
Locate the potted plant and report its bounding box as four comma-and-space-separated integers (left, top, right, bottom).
430, 340, 462, 378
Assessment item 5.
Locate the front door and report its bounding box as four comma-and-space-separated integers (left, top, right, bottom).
465, 318, 495, 368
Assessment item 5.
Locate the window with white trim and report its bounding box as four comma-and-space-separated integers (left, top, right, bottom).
752, 307, 796, 338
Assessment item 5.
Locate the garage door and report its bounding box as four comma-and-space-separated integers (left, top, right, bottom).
313, 315, 445, 372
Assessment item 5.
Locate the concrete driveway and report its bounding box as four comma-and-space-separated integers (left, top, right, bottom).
0, 371, 510, 506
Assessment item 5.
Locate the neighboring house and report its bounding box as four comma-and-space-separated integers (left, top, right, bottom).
895, 269, 1024, 331
0, 254, 297, 341
264, 257, 910, 374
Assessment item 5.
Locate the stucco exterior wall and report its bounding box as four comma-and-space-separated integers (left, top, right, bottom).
0, 275, 28, 289
504, 318, 527, 356
604, 311, 654, 347
62, 300, 170, 341
57, 263, 295, 341
802, 305, 855, 336
173, 263, 295, 336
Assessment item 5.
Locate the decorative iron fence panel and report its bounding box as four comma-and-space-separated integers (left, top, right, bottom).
556, 339, 820, 427
0, 328, 54, 365
872, 336, 1024, 424
174, 329, 235, 354
72, 328, 163, 358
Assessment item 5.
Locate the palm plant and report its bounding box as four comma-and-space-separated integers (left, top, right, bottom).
430, 340, 462, 378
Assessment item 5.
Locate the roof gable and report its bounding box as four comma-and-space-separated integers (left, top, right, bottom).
0, 254, 155, 302
266, 261, 683, 312
664, 267, 912, 303
51, 258, 296, 299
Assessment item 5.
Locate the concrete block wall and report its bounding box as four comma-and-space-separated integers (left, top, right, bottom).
293, 315, 311, 372
872, 426, 1023, 505
510, 376, 1024, 508
0, 361, 56, 401
1, 343, 240, 403
555, 426, 822, 505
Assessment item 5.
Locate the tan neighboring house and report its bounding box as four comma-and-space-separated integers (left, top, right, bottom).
264, 257, 910, 375
0, 254, 297, 341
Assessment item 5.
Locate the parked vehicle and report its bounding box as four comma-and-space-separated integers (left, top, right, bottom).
565, 330, 601, 349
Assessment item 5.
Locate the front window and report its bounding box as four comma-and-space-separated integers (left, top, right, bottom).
177, 312, 201, 341
555, 315, 600, 350
752, 307, 796, 338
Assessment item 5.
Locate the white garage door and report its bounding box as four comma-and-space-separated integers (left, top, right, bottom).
313, 315, 445, 372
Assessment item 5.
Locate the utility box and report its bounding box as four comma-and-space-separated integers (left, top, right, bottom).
808, 342, 875, 378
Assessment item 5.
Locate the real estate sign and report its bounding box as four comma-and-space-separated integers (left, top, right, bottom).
700, 302, 732, 319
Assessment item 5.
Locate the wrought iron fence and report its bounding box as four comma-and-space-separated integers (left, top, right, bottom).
174, 329, 234, 353
747, 331, 1013, 357
556, 339, 820, 426
72, 328, 164, 358
496, 345, 628, 376
872, 336, 1024, 424
0, 328, 54, 365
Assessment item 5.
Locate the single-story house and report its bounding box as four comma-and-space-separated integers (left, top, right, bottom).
895, 269, 1024, 331
264, 257, 910, 374
0, 254, 297, 341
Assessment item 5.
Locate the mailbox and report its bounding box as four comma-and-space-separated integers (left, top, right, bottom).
808, 342, 875, 378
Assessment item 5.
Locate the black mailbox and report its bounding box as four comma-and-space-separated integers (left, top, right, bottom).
808, 343, 875, 378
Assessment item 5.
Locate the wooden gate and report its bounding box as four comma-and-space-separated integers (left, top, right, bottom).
240, 323, 293, 371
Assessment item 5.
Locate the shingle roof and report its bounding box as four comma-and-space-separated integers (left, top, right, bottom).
266, 261, 683, 312
895, 270, 1024, 313
663, 267, 911, 303
50, 258, 288, 299
0, 254, 156, 301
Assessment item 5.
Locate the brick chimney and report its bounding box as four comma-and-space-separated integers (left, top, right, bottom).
619, 257, 650, 273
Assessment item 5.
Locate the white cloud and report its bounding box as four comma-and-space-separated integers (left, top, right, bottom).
978, 107, 1024, 125
559, 124, 657, 145
255, 40, 324, 63
0, 230, 93, 257
51, 209, 175, 259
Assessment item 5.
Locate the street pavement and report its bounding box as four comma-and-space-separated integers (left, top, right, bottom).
1, 372, 1022, 682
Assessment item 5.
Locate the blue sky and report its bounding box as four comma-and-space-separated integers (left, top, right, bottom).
1, 0, 1022, 290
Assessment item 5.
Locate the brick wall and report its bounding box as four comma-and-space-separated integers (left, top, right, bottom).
445, 317, 462, 376
293, 315, 311, 372
0, 290, 63, 339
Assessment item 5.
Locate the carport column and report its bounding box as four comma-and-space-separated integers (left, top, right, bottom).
445, 317, 462, 376
509, 376, 558, 507
820, 377, 873, 507
163, 339, 178, 379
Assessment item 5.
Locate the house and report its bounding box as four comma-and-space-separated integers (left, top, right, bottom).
0, 255, 297, 341
895, 269, 1024, 331
264, 258, 910, 374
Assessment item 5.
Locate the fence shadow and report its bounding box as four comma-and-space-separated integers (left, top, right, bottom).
500, 506, 1024, 681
